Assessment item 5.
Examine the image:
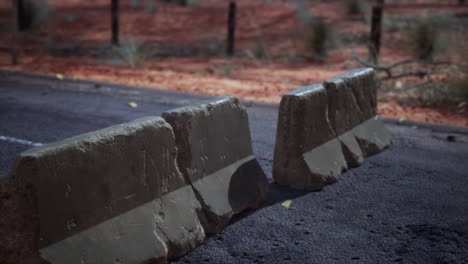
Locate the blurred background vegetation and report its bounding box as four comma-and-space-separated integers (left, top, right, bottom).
1, 0, 467, 117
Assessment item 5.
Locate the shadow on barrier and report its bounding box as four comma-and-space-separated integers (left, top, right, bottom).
228, 158, 270, 213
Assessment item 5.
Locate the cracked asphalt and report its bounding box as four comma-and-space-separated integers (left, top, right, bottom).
1, 72, 467, 264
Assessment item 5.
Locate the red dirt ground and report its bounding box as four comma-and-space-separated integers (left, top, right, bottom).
0, 0, 467, 126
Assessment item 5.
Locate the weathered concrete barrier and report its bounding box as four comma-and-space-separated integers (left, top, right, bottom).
273, 68, 391, 190
324, 68, 391, 158
1, 96, 269, 263
272, 84, 347, 191
1, 117, 206, 264
162, 95, 269, 233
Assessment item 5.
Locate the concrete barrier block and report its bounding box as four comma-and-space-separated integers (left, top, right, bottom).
324, 74, 362, 136
351, 116, 392, 156
325, 68, 391, 158
337, 132, 364, 168
323, 78, 367, 166
162, 96, 268, 233
331, 68, 377, 122
273, 68, 391, 190
273, 85, 347, 191
1, 117, 205, 264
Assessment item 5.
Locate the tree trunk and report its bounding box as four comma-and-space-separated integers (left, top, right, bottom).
369, 0, 384, 63
226, 1, 236, 56
12, 0, 19, 64
17, 0, 25, 31
111, 0, 119, 45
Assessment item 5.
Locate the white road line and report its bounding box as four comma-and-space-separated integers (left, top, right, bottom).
0, 135, 43, 147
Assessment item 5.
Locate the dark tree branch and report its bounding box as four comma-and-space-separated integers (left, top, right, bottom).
381, 69, 432, 81
351, 46, 450, 83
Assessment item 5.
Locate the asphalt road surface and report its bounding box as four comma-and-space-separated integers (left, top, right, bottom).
1, 72, 468, 264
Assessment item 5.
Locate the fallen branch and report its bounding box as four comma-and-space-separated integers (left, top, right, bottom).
351, 46, 449, 82
382, 69, 432, 81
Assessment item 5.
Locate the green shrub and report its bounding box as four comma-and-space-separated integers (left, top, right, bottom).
247, 41, 267, 59
195, 36, 225, 56
130, 0, 141, 7
145, 0, 157, 15
110, 40, 147, 69
452, 78, 468, 99
411, 17, 439, 60
304, 17, 331, 58
345, 0, 364, 15
44, 36, 57, 55
448, 68, 468, 100
219, 64, 233, 77
411, 66, 468, 104
383, 15, 412, 32
177, 0, 197, 6
65, 14, 77, 23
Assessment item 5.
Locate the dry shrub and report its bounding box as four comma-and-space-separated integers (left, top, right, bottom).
410, 17, 440, 60
303, 17, 332, 58
110, 39, 147, 69
194, 36, 225, 57
345, 0, 364, 15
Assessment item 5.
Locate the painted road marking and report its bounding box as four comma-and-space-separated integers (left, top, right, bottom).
0, 135, 43, 147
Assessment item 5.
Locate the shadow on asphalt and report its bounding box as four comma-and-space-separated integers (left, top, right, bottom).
228, 182, 309, 228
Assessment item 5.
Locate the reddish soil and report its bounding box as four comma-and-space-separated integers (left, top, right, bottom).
0, 0, 467, 127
